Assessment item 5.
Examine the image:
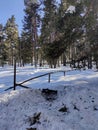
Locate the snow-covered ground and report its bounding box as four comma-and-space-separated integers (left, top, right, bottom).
0, 65, 98, 130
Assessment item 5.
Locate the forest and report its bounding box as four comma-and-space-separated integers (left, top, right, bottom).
0, 0, 98, 69
1, 1, 98, 130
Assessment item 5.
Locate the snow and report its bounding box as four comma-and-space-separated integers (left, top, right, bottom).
0, 65, 98, 130
66, 5, 75, 13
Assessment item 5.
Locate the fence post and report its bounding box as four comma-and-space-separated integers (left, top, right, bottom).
13, 58, 16, 90
48, 73, 51, 83
64, 71, 65, 76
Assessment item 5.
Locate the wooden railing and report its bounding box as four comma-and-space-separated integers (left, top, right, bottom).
5, 70, 67, 91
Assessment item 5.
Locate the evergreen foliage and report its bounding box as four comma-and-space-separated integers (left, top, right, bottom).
4, 15, 19, 65
22, 0, 41, 66
0, 0, 98, 69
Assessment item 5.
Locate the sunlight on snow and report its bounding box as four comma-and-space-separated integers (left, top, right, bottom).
0, 84, 5, 89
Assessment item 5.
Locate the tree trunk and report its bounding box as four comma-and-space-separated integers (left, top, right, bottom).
63, 53, 66, 66
88, 56, 92, 69
53, 59, 57, 68
96, 60, 98, 69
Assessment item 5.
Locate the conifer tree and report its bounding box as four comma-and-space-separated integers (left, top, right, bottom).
42, 0, 83, 67
22, 0, 41, 67
41, 0, 62, 67
41, 0, 57, 43
0, 24, 6, 66
5, 15, 19, 65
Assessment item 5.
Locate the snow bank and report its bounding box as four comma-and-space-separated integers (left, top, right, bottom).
0, 83, 98, 130
0, 66, 98, 130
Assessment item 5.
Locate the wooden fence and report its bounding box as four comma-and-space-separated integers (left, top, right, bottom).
5, 70, 67, 91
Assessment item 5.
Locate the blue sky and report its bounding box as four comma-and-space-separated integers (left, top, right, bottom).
0, 0, 61, 35
0, 0, 25, 34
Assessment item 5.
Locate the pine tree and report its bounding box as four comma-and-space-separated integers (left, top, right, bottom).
56, 0, 84, 66
20, 31, 33, 66
5, 15, 19, 65
41, 0, 57, 43
81, 0, 98, 69
0, 24, 7, 66
22, 0, 41, 67
40, 0, 62, 67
